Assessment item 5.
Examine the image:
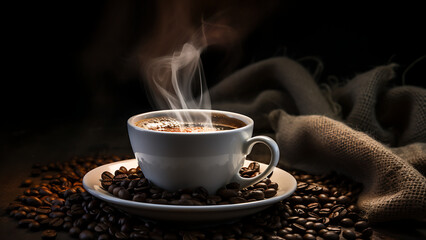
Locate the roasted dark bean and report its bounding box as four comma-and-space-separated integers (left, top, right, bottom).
49, 217, 64, 228
292, 223, 306, 233
354, 220, 369, 232
41, 229, 57, 240
63, 221, 72, 231
101, 171, 114, 180
36, 206, 52, 215
49, 211, 65, 218
18, 218, 35, 228
313, 222, 325, 230
303, 233, 316, 240
14, 210, 27, 219
98, 234, 111, 240
6, 156, 370, 240
69, 226, 81, 237
118, 188, 130, 200
290, 195, 303, 205
342, 229, 356, 239
340, 218, 354, 227
29, 220, 41, 231
248, 190, 265, 200
25, 196, 42, 207
323, 231, 339, 240
80, 230, 95, 240
217, 188, 239, 199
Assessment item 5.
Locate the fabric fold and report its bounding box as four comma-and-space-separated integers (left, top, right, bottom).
210, 56, 426, 222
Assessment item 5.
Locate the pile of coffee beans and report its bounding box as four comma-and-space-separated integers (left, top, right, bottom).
100, 162, 278, 205
6, 155, 372, 240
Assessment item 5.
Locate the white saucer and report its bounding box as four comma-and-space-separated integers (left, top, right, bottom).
82, 159, 297, 223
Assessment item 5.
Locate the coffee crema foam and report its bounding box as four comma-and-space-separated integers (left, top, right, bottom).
135, 116, 243, 133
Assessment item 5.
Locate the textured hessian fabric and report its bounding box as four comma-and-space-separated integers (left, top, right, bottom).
210, 57, 426, 222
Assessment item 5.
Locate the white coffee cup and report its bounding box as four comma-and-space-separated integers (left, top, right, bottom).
127, 109, 279, 194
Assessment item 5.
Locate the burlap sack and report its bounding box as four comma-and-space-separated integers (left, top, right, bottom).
210, 57, 426, 222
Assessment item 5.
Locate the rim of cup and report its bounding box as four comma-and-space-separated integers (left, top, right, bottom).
128, 109, 253, 135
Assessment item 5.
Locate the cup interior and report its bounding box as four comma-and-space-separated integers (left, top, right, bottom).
129, 109, 253, 133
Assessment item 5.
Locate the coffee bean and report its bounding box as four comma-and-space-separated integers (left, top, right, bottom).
318, 229, 328, 236
318, 194, 329, 203
119, 166, 128, 174
304, 221, 314, 229
217, 188, 239, 199
51, 198, 65, 206
230, 197, 247, 204
114, 174, 128, 182
94, 222, 108, 233
39, 187, 53, 196
69, 226, 81, 237
101, 179, 113, 189
319, 208, 331, 216
14, 210, 27, 219
323, 203, 334, 208
328, 211, 341, 222
120, 179, 131, 188
21, 179, 33, 187
18, 218, 35, 228
49, 217, 64, 228
36, 206, 52, 214
98, 234, 111, 240
294, 204, 307, 210
342, 229, 356, 240
322, 231, 339, 240
25, 196, 42, 207
29, 220, 41, 231
34, 214, 48, 221
132, 193, 147, 202
313, 222, 325, 230
70, 206, 85, 216
306, 202, 320, 210
112, 187, 122, 197
118, 188, 131, 200
292, 223, 306, 233
115, 231, 129, 239
101, 171, 114, 180
41, 229, 57, 240
354, 220, 368, 232
322, 217, 330, 225
294, 218, 307, 225
296, 182, 308, 189
254, 182, 268, 189
283, 233, 298, 240
63, 221, 72, 231
49, 211, 65, 218
326, 226, 341, 234
340, 218, 354, 227
303, 233, 316, 240
337, 195, 350, 204
265, 188, 277, 198
80, 230, 95, 240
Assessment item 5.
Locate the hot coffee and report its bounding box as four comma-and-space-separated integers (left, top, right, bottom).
135, 114, 246, 133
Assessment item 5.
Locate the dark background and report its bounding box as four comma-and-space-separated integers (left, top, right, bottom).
1, 1, 425, 239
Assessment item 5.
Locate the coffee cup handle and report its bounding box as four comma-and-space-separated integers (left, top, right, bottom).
232, 136, 280, 189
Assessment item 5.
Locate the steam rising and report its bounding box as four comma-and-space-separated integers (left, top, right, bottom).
141, 1, 278, 129
147, 42, 212, 127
